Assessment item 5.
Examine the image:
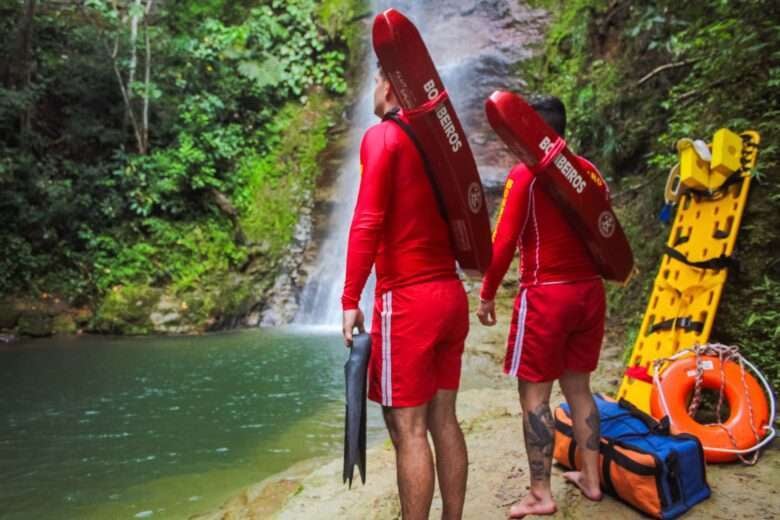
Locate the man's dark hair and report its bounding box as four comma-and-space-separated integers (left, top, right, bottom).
530, 96, 566, 137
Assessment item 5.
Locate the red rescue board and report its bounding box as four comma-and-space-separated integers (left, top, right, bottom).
485, 90, 634, 283
372, 8, 492, 276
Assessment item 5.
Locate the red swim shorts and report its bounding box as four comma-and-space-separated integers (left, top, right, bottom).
504, 278, 605, 382
368, 278, 468, 408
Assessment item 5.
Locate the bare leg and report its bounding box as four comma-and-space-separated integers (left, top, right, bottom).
559, 370, 602, 501
509, 379, 557, 518
427, 389, 467, 520
383, 404, 435, 520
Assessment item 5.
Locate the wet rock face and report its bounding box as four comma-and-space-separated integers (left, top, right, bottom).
383, 0, 548, 187
149, 296, 188, 335
259, 204, 314, 327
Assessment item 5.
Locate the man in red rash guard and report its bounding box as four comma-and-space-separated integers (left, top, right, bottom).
477, 97, 606, 518
341, 66, 469, 520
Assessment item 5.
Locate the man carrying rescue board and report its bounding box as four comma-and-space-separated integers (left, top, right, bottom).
340, 65, 470, 520
340, 8, 493, 519
477, 96, 606, 517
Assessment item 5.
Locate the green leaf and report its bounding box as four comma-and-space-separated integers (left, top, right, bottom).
238, 57, 284, 88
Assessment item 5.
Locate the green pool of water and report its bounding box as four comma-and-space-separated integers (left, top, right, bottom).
0, 328, 381, 519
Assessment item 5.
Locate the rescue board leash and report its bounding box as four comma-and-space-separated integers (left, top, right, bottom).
652, 343, 777, 464
403, 89, 449, 118
531, 136, 566, 174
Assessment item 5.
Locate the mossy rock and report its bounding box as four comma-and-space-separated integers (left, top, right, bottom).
180, 291, 217, 329
149, 295, 198, 334
0, 301, 21, 329
73, 308, 94, 328
92, 285, 163, 335
219, 274, 256, 314
52, 314, 78, 335
18, 312, 54, 337
177, 279, 256, 332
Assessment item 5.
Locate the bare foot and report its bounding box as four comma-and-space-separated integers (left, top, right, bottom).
563, 471, 603, 501
508, 490, 557, 518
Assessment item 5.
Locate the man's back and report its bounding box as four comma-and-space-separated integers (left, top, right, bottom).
341, 113, 456, 310
513, 161, 599, 285
339, 62, 471, 520
477, 95, 608, 517
481, 157, 603, 301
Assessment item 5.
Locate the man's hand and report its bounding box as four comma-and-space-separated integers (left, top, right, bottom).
342, 308, 366, 347
476, 299, 497, 326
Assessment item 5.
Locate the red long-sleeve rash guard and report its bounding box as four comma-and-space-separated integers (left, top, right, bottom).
341, 113, 457, 311
480, 157, 607, 301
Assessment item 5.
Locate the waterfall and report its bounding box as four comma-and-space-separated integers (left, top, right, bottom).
293, 57, 378, 327
295, 1, 546, 327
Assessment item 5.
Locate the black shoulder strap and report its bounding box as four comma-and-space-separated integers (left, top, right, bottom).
382, 108, 449, 221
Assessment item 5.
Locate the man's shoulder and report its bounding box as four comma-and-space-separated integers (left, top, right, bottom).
363, 120, 390, 140
508, 163, 535, 186
362, 120, 405, 153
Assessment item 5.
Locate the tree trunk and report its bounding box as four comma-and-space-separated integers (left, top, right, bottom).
2, 0, 37, 135
83, 0, 154, 154
209, 188, 246, 244
140, 0, 155, 154
105, 36, 145, 154
127, 0, 141, 102
3, 0, 37, 89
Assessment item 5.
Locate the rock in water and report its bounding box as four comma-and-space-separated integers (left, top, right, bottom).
0, 301, 21, 329
17, 312, 54, 338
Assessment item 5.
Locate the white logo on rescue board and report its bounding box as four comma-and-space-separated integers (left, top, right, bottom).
467, 182, 483, 214
598, 211, 616, 238
538, 136, 586, 194
423, 79, 463, 153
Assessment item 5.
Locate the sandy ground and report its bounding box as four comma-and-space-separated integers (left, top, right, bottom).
194, 293, 780, 520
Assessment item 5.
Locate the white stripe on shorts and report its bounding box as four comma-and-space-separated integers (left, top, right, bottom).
381, 291, 393, 406
509, 289, 528, 376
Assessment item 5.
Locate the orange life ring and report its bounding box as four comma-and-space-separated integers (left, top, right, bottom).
650, 355, 770, 463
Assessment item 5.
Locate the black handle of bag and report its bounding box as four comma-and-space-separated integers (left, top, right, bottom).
618, 398, 662, 429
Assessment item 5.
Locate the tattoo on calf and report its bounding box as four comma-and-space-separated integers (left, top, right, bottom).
527, 410, 554, 451
585, 406, 601, 451
523, 402, 554, 482
529, 460, 547, 482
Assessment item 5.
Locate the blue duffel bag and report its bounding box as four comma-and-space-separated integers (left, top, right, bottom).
553, 394, 711, 519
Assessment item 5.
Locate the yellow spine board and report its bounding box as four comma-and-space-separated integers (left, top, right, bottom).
617, 131, 760, 412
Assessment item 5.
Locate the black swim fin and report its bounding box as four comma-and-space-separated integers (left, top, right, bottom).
343, 332, 371, 488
